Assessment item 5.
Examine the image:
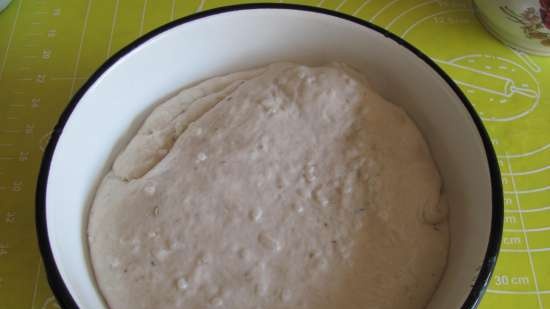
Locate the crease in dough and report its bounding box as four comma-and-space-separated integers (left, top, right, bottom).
113, 67, 268, 180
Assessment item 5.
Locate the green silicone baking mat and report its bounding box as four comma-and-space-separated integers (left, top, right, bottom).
0, 0, 549, 308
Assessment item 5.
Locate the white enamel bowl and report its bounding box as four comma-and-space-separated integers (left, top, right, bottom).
36, 4, 503, 309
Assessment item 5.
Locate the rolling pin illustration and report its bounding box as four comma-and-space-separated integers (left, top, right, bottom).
435, 59, 537, 98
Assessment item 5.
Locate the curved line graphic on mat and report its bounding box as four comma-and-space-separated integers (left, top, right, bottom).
41, 297, 61, 309
502, 165, 550, 176
437, 54, 540, 122
402, 9, 471, 37
503, 143, 550, 158
501, 247, 550, 253
386, 0, 437, 29
487, 289, 550, 295
369, 0, 399, 21
504, 186, 550, 194
39, 130, 53, 152
505, 226, 550, 233
335, 0, 347, 11
352, 0, 372, 17
505, 205, 550, 213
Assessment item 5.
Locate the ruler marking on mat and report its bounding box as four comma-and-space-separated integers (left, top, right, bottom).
106, 0, 120, 57
68, 0, 93, 99
506, 156, 543, 309
30, 260, 41, 309
139, 0, 148, 36
0, 0, 24, 80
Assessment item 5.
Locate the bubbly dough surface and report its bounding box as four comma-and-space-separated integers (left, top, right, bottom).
88, 63, 449, 309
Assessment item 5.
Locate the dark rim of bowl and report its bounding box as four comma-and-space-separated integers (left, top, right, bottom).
36, 3, 503, 309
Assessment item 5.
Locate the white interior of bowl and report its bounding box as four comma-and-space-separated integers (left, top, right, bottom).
45, 8, 493, 309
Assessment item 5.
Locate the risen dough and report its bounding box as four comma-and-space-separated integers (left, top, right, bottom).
88, 63, 449, 309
